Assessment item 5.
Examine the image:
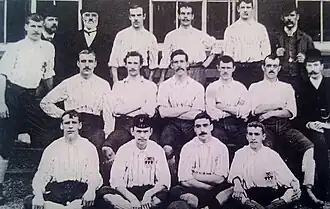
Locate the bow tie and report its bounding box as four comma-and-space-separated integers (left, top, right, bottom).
84, 30, 97, 36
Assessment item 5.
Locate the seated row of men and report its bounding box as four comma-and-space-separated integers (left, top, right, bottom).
25, 111, 302, 209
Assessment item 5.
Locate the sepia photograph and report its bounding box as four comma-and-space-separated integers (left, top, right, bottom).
0, 0, 329, 208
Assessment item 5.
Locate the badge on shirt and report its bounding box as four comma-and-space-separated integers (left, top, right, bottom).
144, 157, 155, 167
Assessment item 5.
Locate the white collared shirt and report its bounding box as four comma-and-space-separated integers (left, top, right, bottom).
0, 37, 55, 89
32, 136, 103, 196
284, 25, 298, 37
310, 76, 323, 89
159, 26, 216, 68
206, 79, 250, 119
110, 139, 171, 189
42, 31, 55, 41
112, 76, 158, 117
178, 136, 229, 182
108, 26, 159, 69
223, 18, 271, 62
249, 79, 297, 119
228, 145, 298, 190
40, 74, 114, 137
157, 76, 205, 119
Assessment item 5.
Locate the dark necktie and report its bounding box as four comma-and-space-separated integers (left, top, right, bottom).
84, 30, 97, 36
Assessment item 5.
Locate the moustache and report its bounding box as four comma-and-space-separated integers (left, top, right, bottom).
309, 71, 319, 75
269, 70, 275, 74
51, 24, 57, 28
176, 67, 185, 72
284, 20, 294, 25
199, 132, 207, 136
83, 67, 91, 71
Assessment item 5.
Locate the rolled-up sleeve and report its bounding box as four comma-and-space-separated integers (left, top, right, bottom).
0, 44, 17, 78
110, 147, 128, 188
283, 84, 297, 119
108, 33, 121, 68
156, 149, 171, 189
84, 145, 103, 191
228, 150, 244, 184
143, 82, 158, 117
178, 144, 194, 182
272, 152, 299, 188
248, 83, 260, 115
214, 144, 229, 178
42, 42, 55, 79
192, 84, 205, 111
157, 82, 171, 108
103, 86, 115, 138
40, 81, 68, 118
148, 35, 159, 70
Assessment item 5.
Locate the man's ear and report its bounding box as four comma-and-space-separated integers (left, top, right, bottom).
192, 14, 195, 20
77, 61, 80, 69
60, 123, 63, 130
143, 13, 146, 20
78, 122, 82, 130
210, 124, 214, 132
296, 13, 300, 21
261, 65, 266, 72
130, 127, 134, 135
262, 133, 266, 141
150, 128, 153, 135
233, 66, 236, 72
24, 24, 28, 32
278, 65, 282, 72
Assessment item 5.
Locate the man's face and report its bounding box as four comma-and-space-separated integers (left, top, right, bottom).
179, 7, 194, 27
237, 1, 253, 20
171, 54, 189, 76
131, 127, 152, 149
126, 56, 141, 77
44, 16, 58, 34
218, 61, 235, 80
282, 11, 299, 29
194, 118, 213, 142
306, 61, 323, 79
25, 20, 43, 41
246, 126, 265, 150
77, 53, 97, 79
82, 12, 99, 30
129, 7, 145, 29
262, 57, 281, 80
61, 115, 81, 139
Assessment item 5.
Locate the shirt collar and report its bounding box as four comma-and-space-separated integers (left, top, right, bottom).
284, 25, 298, 37
129, 26, 146, 34
23, 36, 42, 45
263, 78, 279, 86
42, 31, 55, 40
84, 27, 97, 33
218, 78, 234, 86
238, 18, 255, 26
194, 136, 213, 146
310, 75, 323, 89
123, 76, 145, 84
173, 75, 191, 86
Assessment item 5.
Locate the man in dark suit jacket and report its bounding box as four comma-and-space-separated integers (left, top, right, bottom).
70, 2, 113, 86
296, 49, 330, 207
40, 5, 69, 89
273, 1, 315, 91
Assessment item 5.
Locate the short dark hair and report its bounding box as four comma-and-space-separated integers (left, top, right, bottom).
178, 2, 194, 15
128, 0, 146, 13
262, 54, 280, 66
25, 13, 44, 25
124, 51, 144, 65
237, 0, 254, 7
247, 121, 265, 134
61, 110, 81, 122
217, 55, 235, 67
170, 49, 189, 62
78, 49, 96, 61
194, 112, 212, 124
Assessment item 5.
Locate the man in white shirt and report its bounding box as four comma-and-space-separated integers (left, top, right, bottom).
223, 0, 271, 88
0, 13, 55, 203
23, 110, 103, 209
98, 114, 170, 209
249, 54, 320, 206
229, 121, 301, 209
101, 51, 158, 184
109, 1, 159, 83
159, 2, 216, 86
170, 112, 233, 209
206, 55, 249, 162
40, 49, 114, 159
157, 49, 205, 183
